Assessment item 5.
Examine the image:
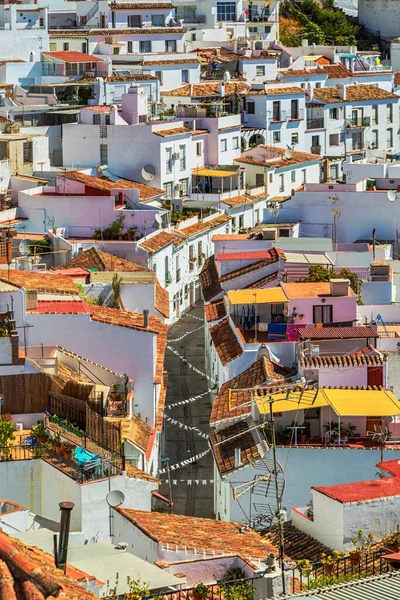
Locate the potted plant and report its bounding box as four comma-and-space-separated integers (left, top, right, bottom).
193, 583, 210, 599
0, 420, 15, 459
60, 442, 74, 460
48, 432, 61, 452
384, 531, 400, 552
349, 529, 374, 566
320, 551, 345, 574
296, 558, 312, 578
30, 421, 48, 444
344, 423, 357, 438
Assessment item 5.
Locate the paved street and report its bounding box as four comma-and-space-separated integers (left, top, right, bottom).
159, 303, 215, 518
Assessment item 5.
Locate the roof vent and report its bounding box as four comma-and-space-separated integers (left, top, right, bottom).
329, 278, 350, 296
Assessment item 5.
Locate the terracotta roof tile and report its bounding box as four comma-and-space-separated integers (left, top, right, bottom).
302, 346, 383, 368
281, 281, 355, 298
139, 231, 182, 254
0, 271, 78, 294
0, 530, 96, 600
162, 82, 249, 97
120, 412, 152, 452
247, 86, 305, 95
144, 58, 200, 65
29, 300, 89, 314
313, 84, 398, 104
88, 304, 167, 335
176, 214, 231, 239
155, 327, 167, 384
156, 371, 168, 431
322, 63, 353, 79
245, 270, 280, 289
395, 72, 400, 86
65, 247, 146, 272
59, 171, 165, 199
50, 27, 184, 36
80, 74, 157, 82
125, 463, 160, 483
153, 126, 194, 137
220, 248, 282, 283
210, 420, 267, 476
278, 68, 325, 77
204, 299, 226, 322
235, 146, 321, 169
209, 317, 243, 365
298, 326, 379, 340
199, 255, 222, 302
221, 192, 266, 208
110, 2, 174, 8
42, 50, 103, 62
117, 508, 275, 559
155, 279, 170, 319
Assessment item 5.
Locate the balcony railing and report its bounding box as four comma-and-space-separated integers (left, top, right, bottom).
270, 110, 304, 123
307, 118, 325, 130
156, 575, 262, 600
346, 117, 371, 128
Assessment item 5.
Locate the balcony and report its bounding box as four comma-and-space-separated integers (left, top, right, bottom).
246, 12, 278, 23
345, 117, 371, 128
178, 14, 206, 24
307, 118, 325, 130
270, 109, 304, 123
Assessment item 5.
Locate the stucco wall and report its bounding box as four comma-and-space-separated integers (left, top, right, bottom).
112, 509, 159, 563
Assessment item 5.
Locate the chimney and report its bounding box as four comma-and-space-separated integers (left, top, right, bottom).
339, 84, 346, 101
121, 85, 148, 125
109, 104, 118, 125
218, 81, 225, 98
56, 501, 74, 574
234, 447, 242, 469
143, 309, 149, 328
329, 279, 350, 297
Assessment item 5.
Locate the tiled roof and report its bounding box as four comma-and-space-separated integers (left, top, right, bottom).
395, 72, 400, 86
125, 462, 160, 483
0, 529, 96, 599
156, 371, 168, 431
245, 270, 280, 289
153, 126, 193, 137
210, 356, 295, 425
155, 326, 167, 384
50, 27, 184, 36
313, 84, 398, 104
42, 50, 103, 62
162, 82, 249, 97
219, 248, 282, 283
210, 420, 266, 476
235, 146, 321, 169
123, 412, 152, 452
176, 214, 231, 239
199, 255, 222, 302
322, 63, 353, 79
298, 326, 379, 340
139, 231, 181, 254
204, 299, 226, 322
154, 279, 170, 318
66, 247, 146, 272
88, 304, 168, 336
247, 86, 305, 95
117, 508, 276, 559
209, 317, 243, 365
302, 346, 383, 367
110, 2, 174, 8
144, 58, 200, 65
59, 171, 165, 199
221, 192, 266, 208
29, 301, 89, 314
0, 271, 78, 294
80, 74, 157, 81
278, 68, 325, 77
281, 282, 355, 298
212, 234, 250, 241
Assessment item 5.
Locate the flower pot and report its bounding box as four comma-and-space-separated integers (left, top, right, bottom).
55, 445, 63, 455
301, 568, 312, 578
63, 449, 72, 460
298, 433, 307, 443
37, 436, 48, 444
324, 563, 335, 574
349, 552, 360, 566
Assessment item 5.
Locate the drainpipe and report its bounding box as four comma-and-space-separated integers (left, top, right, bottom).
57, 501, 74, 574
143, 308, 149, 328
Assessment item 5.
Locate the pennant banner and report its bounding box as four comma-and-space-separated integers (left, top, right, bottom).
167, 344, 216, 384
164, 479, 214, 485
166, 389, 211, 410
164, 414, 209, 439
168, 324, 204, 344
186, 313, 204, 322
158, 448, 211, 474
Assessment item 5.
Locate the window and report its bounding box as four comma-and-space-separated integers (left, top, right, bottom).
164, 181, 173, 198
217, 2, 236, 21
220, 138, 227, 152
155, 70, 162, 83
127, 15, 141, 27
139, 41, 151, 53
239, 215, 244, 229
152, 14, 164, 26
272, 101, 281, 121
166, 147, 172, 174
165, 40, 176, 53
82, 43, 87, 53
232, 136, 239, 150
302, 169, 306, 184
93, 114, 101, 125
255, 209, 260, 223
255, 173, 264, 186
100, 125, 107, 138
49, 42, 57, 51
39, 17, 44, 26
387, 104, 393, 124
176, 255, 180, 282
197, 240, 203, 266
189, 244, 194, 271
329, 133, 340, 146
196, 141, 202, 156
100, 144, 108, 164
312, 135, 320, 148
63, 43, 69, 51
291, 170, 296, 183
273, 131, 280, 143
279, 228, 290, 237
371, 129, 378, 149
182, 69, 189, 83
291, 133, 298, 145
179, 178, 188, 196
329, 108, 339, 120
256, 65, 265, 77
315, 82, 321, 88
23, 142, 32, 163
246, 101, 255, 115
179, 144, 186, 170
269, 173, 273, 183
313, 304, 333, 324
372, 105, 378, 125
330, 164, 339, 180
165, 256, 171, 285
263, 25, 271, 33
387, 128, 393, 148
279, 174, 284, 192
291, 99, 299, 120
127, 41, 133, 53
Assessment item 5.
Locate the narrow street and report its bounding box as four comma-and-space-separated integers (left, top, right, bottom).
159, 303, 215, 518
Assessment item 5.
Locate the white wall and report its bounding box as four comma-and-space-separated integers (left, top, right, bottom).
112, 509, 159, 563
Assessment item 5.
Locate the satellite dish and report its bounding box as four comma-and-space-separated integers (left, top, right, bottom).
387, 190, 396, 202
19, 239, 31, 256
155, 214, 162, 224
106, 490, 125, 508
141, 164, 157, 182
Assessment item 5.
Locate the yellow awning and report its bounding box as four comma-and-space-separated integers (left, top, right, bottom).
192, 168, 238, 177
227, 288, 288, 305
256, 388, 400, 417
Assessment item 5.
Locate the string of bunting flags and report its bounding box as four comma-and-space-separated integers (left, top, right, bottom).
186, 313, 204, 322
163, 479, 214, 485
158, 448, 211, 474
167, 344, 216, 384
168, 324, 204, 344
165, 389, 211, 410
163, 414, 209, 439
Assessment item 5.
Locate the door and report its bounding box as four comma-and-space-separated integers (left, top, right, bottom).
367, 366, 383, 387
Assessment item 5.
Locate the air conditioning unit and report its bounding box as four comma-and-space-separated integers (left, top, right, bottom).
172, 152, 180, 160
164, 199, 172, 206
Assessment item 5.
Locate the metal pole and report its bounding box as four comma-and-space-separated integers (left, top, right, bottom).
166, 458, 174, 514
58, 501, 74, 574
269, 399, 286, 595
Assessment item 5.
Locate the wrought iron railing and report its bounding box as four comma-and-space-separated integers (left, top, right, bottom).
146, 575, 261, 599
